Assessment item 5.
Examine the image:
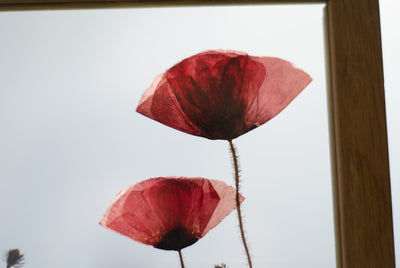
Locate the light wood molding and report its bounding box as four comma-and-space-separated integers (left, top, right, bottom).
327, 0, 395, 267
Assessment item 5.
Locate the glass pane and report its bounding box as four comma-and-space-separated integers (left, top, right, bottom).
380, 1, 400, 266
0, 4, 335, 268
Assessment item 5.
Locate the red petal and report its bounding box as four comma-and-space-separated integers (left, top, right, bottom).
138, 74, 202, 136
244, 57, 312, 127
100, 177, 240, 250
203, 179, 244, 235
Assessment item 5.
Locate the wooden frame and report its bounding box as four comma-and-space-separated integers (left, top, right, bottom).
0, 0, 394, 267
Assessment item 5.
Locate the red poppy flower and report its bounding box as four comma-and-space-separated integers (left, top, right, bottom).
100, 177, 243, 251
136, 50, 312, 140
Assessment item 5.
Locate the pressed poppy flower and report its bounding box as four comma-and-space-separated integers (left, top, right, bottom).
100, 177, 243, 251
136, 50, 312, 140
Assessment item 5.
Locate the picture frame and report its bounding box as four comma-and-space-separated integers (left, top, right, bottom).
0, 0, 394, 267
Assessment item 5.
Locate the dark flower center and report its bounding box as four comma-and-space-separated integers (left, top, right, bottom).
155, 226, 199, 251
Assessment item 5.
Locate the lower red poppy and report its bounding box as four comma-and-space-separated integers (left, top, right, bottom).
100, 177, 243, 251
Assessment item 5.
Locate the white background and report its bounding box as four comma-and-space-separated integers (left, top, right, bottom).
381, 1, 400, 267
1, 2, 397, 267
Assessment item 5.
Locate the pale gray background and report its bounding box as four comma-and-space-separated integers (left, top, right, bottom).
1, 2, 396, 267
381, 0, 400, 267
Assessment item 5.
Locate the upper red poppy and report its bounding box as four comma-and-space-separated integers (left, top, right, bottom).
100, 177, 243, 251
136, 50, 312, 140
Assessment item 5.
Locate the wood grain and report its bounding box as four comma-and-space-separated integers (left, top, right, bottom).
327, 0, 395, 267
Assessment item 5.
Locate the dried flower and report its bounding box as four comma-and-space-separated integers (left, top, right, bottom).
5, 249, 24, 268
137, 50, 311, 140
100, 177, 243, 251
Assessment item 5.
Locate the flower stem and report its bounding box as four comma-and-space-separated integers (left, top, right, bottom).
178, 249, 186, 268
228, 139, 253, 268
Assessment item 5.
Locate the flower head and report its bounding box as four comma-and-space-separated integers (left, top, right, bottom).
100, 177, 243, 251
137, 50, 312, 140
5, 249, 24, 268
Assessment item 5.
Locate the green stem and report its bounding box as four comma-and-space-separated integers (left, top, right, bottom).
178, 249, 186, 268
228, 139, 253, 268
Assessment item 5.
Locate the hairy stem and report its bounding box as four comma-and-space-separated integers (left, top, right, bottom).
228, 139, 253, 268
178, 249, 186, 268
